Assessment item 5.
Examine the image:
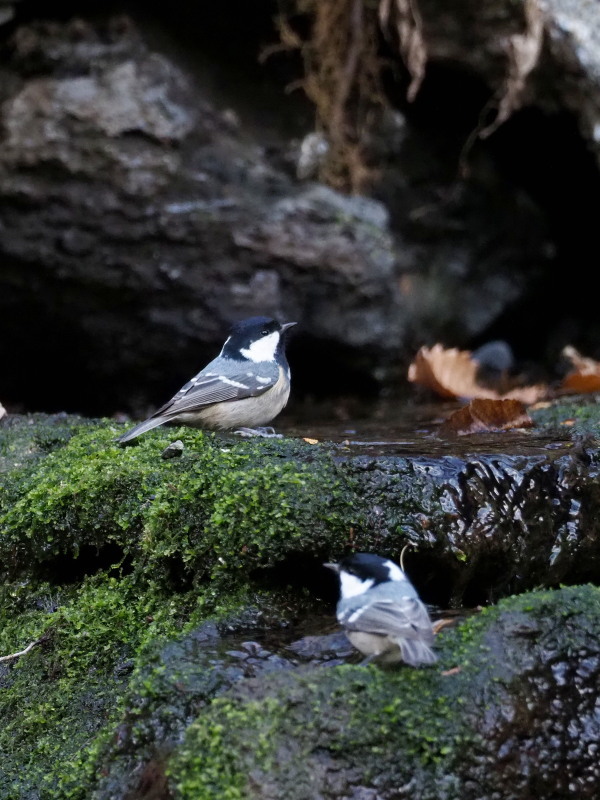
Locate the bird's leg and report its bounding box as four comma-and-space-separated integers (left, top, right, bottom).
233, 427, 283, 439
358, 654, 377, 667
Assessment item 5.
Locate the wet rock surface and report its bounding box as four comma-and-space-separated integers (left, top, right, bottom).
2, 408, 600, 605
459, 598, 600, 799
165, 586, 600, 800
1, 409, 600, 798
89, 605, 355, 799
0, 11, 554, 416
421, 0, 600, 165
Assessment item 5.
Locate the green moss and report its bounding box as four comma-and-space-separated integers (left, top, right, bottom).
0, 568, 266, 800
169, 697, 280, 800
0, 424, 165, 575
0, 573, 165, 798
530, 396, 600, 437
169, 663, 467, 800
3, 413, 600, 799
0, 419, 362, 586
0, 413, 99, 474
0, 415, 362, 797
141, 437, 357, 584
169, 585, 600, 800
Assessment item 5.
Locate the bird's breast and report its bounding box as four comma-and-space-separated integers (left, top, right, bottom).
178, 366, 290, 430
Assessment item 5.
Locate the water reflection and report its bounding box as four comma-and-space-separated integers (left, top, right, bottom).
279, 400, 572, 458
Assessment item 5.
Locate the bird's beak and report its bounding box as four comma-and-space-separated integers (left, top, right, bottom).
323, 562, 339, 573
281, 322, 297, 333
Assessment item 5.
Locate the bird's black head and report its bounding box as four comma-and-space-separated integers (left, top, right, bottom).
337, 552, 404, 585
222, 316, 296, 363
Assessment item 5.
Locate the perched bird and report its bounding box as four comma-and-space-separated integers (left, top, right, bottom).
325, 552, 437, 667
117, 316, 296, 443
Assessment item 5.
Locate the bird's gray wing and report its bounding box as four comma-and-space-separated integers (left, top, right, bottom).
153, 364, 278, 418
338, 597, 434, 643
117, 360, 281, 443
152, 358, 279, 418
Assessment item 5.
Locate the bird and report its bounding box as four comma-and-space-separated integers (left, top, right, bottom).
117, 316, 296, 443
324, 552, 437, 667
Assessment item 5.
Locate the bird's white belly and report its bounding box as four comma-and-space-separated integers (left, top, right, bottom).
176, 367, 290, 430
346, 632, 403, 664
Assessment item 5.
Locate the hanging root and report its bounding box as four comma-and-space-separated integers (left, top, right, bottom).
272, 0, 385, 192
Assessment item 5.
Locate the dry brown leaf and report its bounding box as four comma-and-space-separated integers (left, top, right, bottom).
480, 0, 544, 138
562, 374, 600, 393
432, 618, 456, 635
407, 344, 547, 404
560, 345, 600, 393
441, 666, 462, 677
408, 345, 474, 399
302, 437, 319, 445
379, 0, 427, 102
438, 398, 534, 437
562, 345, 600, 374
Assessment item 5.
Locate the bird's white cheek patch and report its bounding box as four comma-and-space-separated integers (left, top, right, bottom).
339, 572, 375, 598
240, 332, 280, 362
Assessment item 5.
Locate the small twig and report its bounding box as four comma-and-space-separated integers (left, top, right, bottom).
441, 665, 462, 676
399, 543, 413, 572
0, 639, 42, 663
432, 618, 456, 635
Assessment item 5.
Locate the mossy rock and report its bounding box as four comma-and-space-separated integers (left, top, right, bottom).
2, 410, 600, 604
168, 585, 600, 800
0, 572, 300, 799
5, 580, 595, 800
1, 412, 600, 799
0, 416, 358, 589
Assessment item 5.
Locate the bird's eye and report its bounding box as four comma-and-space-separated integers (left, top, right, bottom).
261, 329, 269, 336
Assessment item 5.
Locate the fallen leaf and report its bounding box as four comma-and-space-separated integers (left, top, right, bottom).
303, 437, 319, 445
562, 374, 600, 393
478, 0, 544, 138
441, 666, 462, 677
379, 0, 427, 102
408, 344, 547, 404
438, 398, 534, 437
530, 401, 551, 410
560, 345, 600, 393
562, 345, 599, 374
408, 345, 473, 399
432, 618, 455, 635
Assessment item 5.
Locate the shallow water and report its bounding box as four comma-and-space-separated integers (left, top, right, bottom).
279, 401, 572, 458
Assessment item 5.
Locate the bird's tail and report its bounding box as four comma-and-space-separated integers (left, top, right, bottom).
399, 637, 437, 667
117, 415, 168, 444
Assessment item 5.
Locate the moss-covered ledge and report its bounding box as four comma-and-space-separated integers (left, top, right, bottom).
2, 408, 600, 603
168, 584, 600, 800
1, 409, 600, 799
